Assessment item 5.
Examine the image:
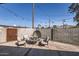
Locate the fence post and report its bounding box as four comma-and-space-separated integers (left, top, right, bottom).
51, 28, 53, 40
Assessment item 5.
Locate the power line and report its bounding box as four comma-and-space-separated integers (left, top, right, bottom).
0, 5, 25, 20
36, 5, 50, 19
37, 6, 51, 28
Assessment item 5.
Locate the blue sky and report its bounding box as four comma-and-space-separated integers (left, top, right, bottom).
0, 3, 76, 27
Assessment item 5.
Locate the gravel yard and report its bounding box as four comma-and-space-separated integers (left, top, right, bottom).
0, 41, 79, 56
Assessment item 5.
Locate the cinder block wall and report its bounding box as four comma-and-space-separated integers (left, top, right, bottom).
17, 28, 35, 41
53, 28, 79, 45
0, 27, 6, 43
39, 28, 52, 39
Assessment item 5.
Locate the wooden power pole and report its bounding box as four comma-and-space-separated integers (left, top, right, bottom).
32, 3, 35, 28
49, 18, 50, 28
62, 19, 66, 28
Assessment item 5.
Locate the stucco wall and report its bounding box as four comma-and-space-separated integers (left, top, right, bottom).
0, 27, 52, 43
0, 27, 6, 43
17, 28, 35, 41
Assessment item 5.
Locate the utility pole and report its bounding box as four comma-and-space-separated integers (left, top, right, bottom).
62, 19, 66, 28
49, 18, 50, 28
32, 3, 35, 28
52, 21, 54, 28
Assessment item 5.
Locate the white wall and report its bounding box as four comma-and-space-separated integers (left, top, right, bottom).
0, 27, 52, 43
17, 28, 35, 41
0, 27, 6, 43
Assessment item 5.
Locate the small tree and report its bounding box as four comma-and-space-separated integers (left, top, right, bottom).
53, 25, 57, 28
38, 24, 41, 29
69, 3, 79, 26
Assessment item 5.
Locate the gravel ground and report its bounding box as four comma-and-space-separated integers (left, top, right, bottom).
0, 41, 79, 56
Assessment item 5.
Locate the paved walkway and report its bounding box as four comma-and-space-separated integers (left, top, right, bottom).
0, 41, 79, 56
